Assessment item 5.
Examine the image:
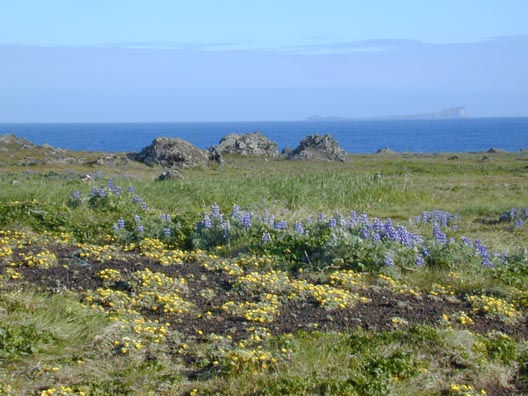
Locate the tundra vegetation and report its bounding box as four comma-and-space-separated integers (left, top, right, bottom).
0, 142, 527, 396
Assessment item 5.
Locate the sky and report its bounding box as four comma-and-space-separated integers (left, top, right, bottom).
1, 0, 527, 122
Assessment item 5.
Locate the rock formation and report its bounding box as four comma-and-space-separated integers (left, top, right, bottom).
212, 132, 279, 157
287, 134, 348, 162
132, 137, 210, 168
0, 134, 35, 149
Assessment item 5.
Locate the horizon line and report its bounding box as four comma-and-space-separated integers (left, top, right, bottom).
1, 115, 528, 124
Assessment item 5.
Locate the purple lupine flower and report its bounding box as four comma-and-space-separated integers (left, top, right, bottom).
432, 224, 447, 244
127, 186, 135, 193
113, 186, 121, 195
137, 225, 144, 233
294, 221, 304, 234
359, 213, 369, 225
397, 226, 413, 247
117, 218, 125, 229
241, 213, 252, 228
107, 178, 114, 189
349, 210, 357, 223
384, 253, 395, 266
371, 231, 381, 243
328, 218, 337, 228
230, 204, 241, 219
90, 187, 98, 196
451, 225, 458, 232
318, 213, 325, 221
361, 226, 370, 239
72, 190, 80, 199
163, 228, 171, 236
160, 213, 171, 222
98, 188, 106, 198
203, 215, 212, 229
515, 219, 524, 228
422, 248, 431, 257
134, 214, 141, 223
449, 237, 456, 244
211, 203, 221, 218
462, 236, 473, 247
416, 255, 425, 266
140, 202, 148, 211
132, 195, 142, 203
274, 220, 288, 230
262, 232, 271, 243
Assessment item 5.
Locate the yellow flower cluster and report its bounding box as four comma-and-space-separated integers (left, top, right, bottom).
76, 243, 121, 262
0, 383, 12, 396
329, 270, 364, 290
448, 383, 486, 396
97, 268, 122, 283
202, 259, 244, 276
2, 268, 22, 280
224, 346, 276, 372
377, 274, 421, 297
467, 294, 521, 323
132, 268, 192, 314
18, 249, 57, 268
113, 337, 144, 355
222, 294, 281, 323
309, 284, 367, 310
234, 270, 294, 296
429, 283, 456, 298
442, 311, 474, 326
132, 238, 187, 265
39, 386, 86, 396
84, 288, 133, 311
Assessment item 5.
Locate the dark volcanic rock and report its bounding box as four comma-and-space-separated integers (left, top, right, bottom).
133, 137, 209, 168
213, 132, 279, 157
287, 134, 348, 162
158, 170, 184, 181
376, 147, 396, 154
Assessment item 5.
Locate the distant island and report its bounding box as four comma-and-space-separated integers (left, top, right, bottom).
306, 107, 468, 121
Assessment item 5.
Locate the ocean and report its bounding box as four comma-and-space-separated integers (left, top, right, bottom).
0, 117, 527, 154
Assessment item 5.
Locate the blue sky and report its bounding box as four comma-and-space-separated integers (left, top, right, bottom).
1, 0, 527, 121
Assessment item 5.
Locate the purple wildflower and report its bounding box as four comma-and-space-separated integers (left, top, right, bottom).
432, 224, 447, 244
137, 225, 144, 233
72, 190, 80, 199
241, 213, 252, 228
117, 218, 125, 229
384, 253, 395, 266
163, 228, 171, 236
202, 215, 212, 229
212, 203, 221, 218
140, 202, 148, 211
274, 220, 288, 230
328, 218, 337, 228
294, 221, 304, 234
127, 186, 135, 193
262, 232, 272, 243
134, 214, 141, 223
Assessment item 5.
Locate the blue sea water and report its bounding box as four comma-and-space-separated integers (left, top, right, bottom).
0, 118, 527, 153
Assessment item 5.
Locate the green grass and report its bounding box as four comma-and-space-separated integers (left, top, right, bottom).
0, 150, 527, 395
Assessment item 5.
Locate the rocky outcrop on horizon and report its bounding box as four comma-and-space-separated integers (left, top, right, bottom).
132, 137, 211, 168
287, 134, 348, 162
306, 107, 468, 121
212, 132, 279, 157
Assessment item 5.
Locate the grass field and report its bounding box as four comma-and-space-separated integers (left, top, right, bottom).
0, 142, 527, 395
